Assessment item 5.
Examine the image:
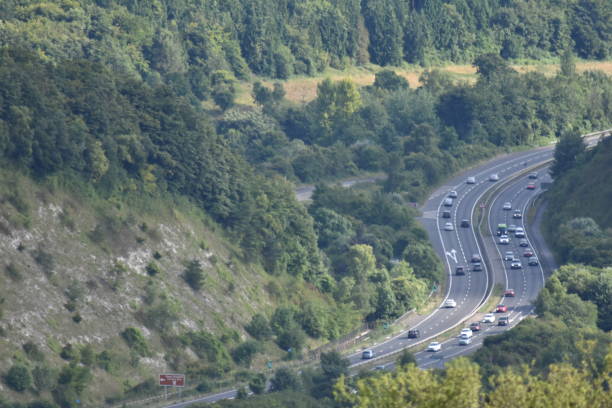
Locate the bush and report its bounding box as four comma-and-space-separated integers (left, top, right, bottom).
245, 314, 272, 340
231, 341, 260, 367
5, 364, 32, 392
276, 327, 306, 352
23, 341, 45, 362
121, 327, 150, 357
183, 259, 204, 291
248, 373, 266, 395
270, 367, 301, 391
145, 261, 162, 276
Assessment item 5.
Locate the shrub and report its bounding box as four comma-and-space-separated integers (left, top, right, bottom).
245, 314, 272, 340
121, 327, 150, 357
183, 259, 204, 291
32, 248, 55, 275
60, 344, 77, 361
23, 341, 45, 362
145, 261, 161, 276
5, 262, 23, 281
5, 364, 32, 392
248, 373, 266, 395
231, 341, 260, 367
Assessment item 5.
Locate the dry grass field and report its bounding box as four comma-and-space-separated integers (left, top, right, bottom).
236, 61, 612, 105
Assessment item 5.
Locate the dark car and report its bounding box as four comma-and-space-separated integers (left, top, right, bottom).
498, 316, 509, 326
519, 239, 529, 247
471, 254, 481, 263
442, 210, 451, 218
455, 266, 466, 276
460, 219, 470, 228
469, 322, 482, 331
528, 172, 538, 179
504, 289, 516, 297
472, 263, 483, 272
528, 257, 539, 266
407, 329, 420, 339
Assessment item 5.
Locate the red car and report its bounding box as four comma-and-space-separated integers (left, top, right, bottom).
523, 249, 534, 257
504, 289, 516, 297
496, 304, 508, 313
527, 183, 536, 190
469, 322, 482, 331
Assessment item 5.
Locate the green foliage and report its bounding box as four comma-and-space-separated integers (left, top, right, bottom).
23, 342, 45, 362
320, 351, 350, 381
184, 330, 232, 370
550, 130, 587, 178
5, 364, 32, 392
231, 341, 260, 367
270, 367, 301, 392
248, 373, 266, 395
121, 327, 150, 357
183, 259, 205, 291
145, 261, 162, 277
245, 314, 272, 340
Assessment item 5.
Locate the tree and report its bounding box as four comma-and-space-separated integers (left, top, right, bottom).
245, 314, 272, 340
373, 70, 409, 91
231, 341, 260, 367
398, 349, 416, 367
248, 373, 266, 395
560, 49, 576, 77
183, 259, 204, 291
211, 70, 237, 111
320, 351, 350, 380
473, 53, 516, 81
550, 130, 586, 178
270, 367, 301, 391
5, 364, 32, 392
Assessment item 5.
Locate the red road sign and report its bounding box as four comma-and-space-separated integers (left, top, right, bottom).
159, 374, 185, 387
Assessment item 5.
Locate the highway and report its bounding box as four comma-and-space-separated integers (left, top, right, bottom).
161, 131, 610, 406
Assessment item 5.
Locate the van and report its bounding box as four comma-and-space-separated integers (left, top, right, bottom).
443, 198, 453, 207
362, 349, 374, 359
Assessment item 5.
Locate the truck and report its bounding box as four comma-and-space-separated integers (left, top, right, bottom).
496, 223, 507, 236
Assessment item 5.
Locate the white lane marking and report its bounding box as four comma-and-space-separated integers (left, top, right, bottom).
445, 249, 458, 263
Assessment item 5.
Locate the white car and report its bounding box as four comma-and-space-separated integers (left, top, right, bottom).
443, 299, 457, 308
444, 222, 454, 231
504, 251, 514, 261
499, 235, 510, 244
466, 176, 476, 184
489, 174, 499, 181
511, 261, 522, 269
483, 313, 496, 323
515, 227, 525, 238
427, 341, 442, 352
459, 336, 472, 345
448, 190, 458, 198
460, 328, 473, 338
503, 202, 512, 210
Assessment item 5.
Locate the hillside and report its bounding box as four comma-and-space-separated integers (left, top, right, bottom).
544, 135, 612, 267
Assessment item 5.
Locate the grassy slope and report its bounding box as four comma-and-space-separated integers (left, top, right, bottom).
0, 170, 329, 403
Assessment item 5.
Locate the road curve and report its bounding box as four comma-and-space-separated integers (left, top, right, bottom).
162, 131, 610, 406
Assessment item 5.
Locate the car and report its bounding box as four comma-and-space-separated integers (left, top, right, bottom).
443, 198, 453, 207
527, 183, 536, 190
503, 202, 512, 210
507, 224, 517, 233
407, 329, 420, 339
469, 322, 482, 331
498, 316, 509, 326
471, 254, 481, 263
444, 222, 454, 231
511, 255, 520, 262
511, 261, 522, 269
483, 313, 496, 323
504, 251, 514, 261
427, 341, 442, 352
499, 235, 510, 244
455, 266, 466, 276
466, 176, 476, 184
460, 328, 473, 338
514, 227, 525, 238
362, 349, 374, 359
460, 219, 470, 228
442, 210, 451, 218
528, 172, 538, 179
519, 239, 529, 247
513, 210, 522, 219
496, 304, 508, 313
472, 263, 483, 272
375, 365, 387, 371
504, 289, 516, 297
459, 336, 472, 345
523, 249, 534, 257
444, 299, 457, 308
489, 173, 499, 181
528, 257, 539, 266
448, 190, 458, 198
